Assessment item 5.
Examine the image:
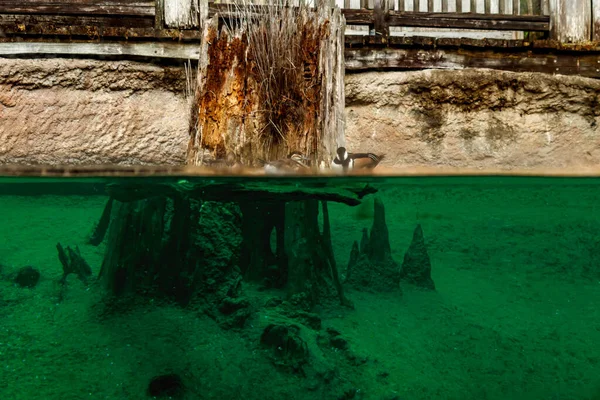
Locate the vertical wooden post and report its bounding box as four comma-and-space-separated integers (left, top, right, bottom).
442, 0, 448, 12
499, 0, 505, 14
593, 0, 600, 41
526, 0, 533, 14
457, 0, 463, 13
398, 0, 405, 11
470, 0, 476, 13
484, 0, 490, 14
413, 0, 419, 11
550, 0, 592, 43
512, 0, 518, 14
155, 0, 165, 29
427, 0, 433, 11
374, 0, 390, 37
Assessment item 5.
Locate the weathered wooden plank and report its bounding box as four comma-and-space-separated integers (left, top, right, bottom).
0, 41, 199, 59
470, 0, 476, 12
456, 0, 462, 13
484, 0, 490, 14
412, 0, 418, 11
0, 3, 155, 16
526, 0, 533, 15
165, 0, 201, 28
498, 0, 504, 14
593, 0, 600, 41
343, 9, 549, 20
398, 0, 404, 11
0, 13, 154, 28
427, 0, 433, 12
0, 21, 201, 39
512, 0, 518, 14
12, 0, 151, 4
344, 47, 600, 79
551, 0, 592, 43
442, 0, 448, 12
373, 10, 549, 30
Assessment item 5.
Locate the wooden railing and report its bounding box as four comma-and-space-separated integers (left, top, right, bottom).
0, 0, 597, 43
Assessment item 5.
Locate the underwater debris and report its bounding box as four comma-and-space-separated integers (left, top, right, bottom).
345, 198, 402, 293
147, 373, 184, 398
88, 197, 113, 246
56, 243, 92, 285
14, 266, 40, 288
400, 224, 436, 290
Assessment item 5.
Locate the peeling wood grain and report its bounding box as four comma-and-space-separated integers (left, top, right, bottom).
164, 0, 201, 28
551, 0, 592, 43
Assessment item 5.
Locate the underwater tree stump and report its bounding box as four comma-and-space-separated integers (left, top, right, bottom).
345, 197, 402, 293
285, 200, 351, 307
400, 224, 436, 290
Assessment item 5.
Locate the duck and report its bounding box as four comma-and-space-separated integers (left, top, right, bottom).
332, 146, 384, 172
259, 151, 310, 174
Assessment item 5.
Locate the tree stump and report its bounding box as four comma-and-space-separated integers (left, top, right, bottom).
400, 224, 436, 290
97, 1, 353, 311
187, 0, 346, 165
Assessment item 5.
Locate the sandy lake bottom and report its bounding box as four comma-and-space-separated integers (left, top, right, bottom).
1, 177, 600, 400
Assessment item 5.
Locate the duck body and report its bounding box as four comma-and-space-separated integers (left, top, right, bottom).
332, 146, 384, 172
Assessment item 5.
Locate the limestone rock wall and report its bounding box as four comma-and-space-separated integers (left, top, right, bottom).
1, 58, 599, 168
345, 69, 600, 169
0, 59, 190, 165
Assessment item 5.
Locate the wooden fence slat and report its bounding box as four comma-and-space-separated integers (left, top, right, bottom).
413, 0, 418, 11
542, 0, 549, 15
512, 0, 518, 14
526, 0, 533, 15
456, 0, 462, 12
442, 0, 448, 12
484, 0, 490, 14
374, 0, 389, 36
361, 0, 368, 9
427, 0, 433, 11
398, 0, 404, 11
470, 0, 475, 13
499, 0, 504, 14
344, 0, 351, 8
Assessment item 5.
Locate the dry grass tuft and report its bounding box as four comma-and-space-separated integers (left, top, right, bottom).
222, 0, 316, 155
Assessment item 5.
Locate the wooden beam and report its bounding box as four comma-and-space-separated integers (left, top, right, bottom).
0, 41, 199, 60
0, 13, 154, 29
0, 22, 202, 39
0, 3, 155, 17
344, 46, 600, 79
342, 9, 550, 31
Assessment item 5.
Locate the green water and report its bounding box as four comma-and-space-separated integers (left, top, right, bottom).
1, 175, 600, 400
